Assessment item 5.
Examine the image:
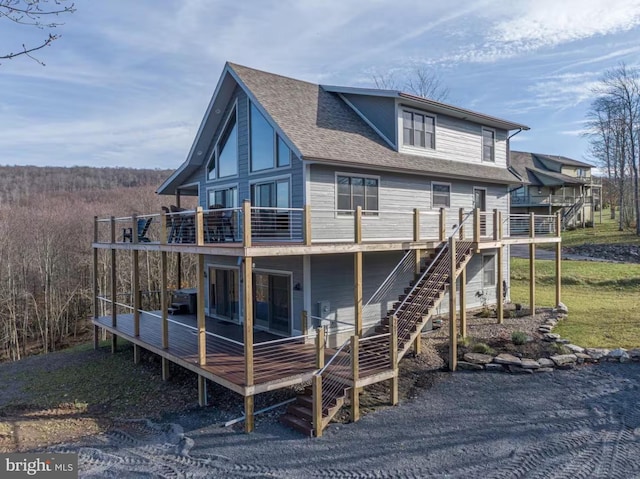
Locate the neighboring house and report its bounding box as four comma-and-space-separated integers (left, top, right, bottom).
92, 63, 561, 436
509, 151, 601, 228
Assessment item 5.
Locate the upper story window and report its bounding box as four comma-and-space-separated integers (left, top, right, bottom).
208, 186, 238, 209
250, 103, 291, 172
402, 110, 435, 149
576, 168, 585, 177
482, 128, 495, 162
432, 182, 451, 208
337, 175, 379, 215
251, 178, 290, 208
207, 106, 238, 180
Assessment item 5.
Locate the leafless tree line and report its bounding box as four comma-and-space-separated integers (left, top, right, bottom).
586, 63, 640, 233
0, 170, 196, 362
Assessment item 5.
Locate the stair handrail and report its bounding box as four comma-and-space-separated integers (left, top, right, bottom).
390, 210, 474, 318
363, 249, 414, 308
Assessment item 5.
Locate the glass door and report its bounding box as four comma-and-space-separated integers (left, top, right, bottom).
253, 272, 291, 335
208, 267, 239, 323
474, 188, 487, 237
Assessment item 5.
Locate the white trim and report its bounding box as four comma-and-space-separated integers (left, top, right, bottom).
303, 255, 311, 335
206, 263, 241, 324
249, 173, 293, 207
338, 93, 396, 149
431, 181, 451, 209
481, 127, 496, 163
205, 182, 239, 208
253, 268, 294, 337
398, 105, 437, 155
334, 171, 381, 218
206, 98, 239, 183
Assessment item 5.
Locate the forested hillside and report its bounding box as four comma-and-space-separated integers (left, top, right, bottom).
0, 165, 192, 362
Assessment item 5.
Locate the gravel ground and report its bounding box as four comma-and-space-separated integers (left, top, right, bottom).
55, 362, 640, 478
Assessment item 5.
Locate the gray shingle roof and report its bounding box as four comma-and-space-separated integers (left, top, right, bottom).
510, 151, 589, 186
229, 63, 521, 184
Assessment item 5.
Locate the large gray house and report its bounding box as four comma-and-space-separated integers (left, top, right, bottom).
92, 63, 561, 435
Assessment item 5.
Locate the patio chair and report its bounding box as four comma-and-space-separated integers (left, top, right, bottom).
123, 217, 152, 242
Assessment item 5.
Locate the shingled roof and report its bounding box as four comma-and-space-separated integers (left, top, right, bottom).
229, 63, 521, 184
510, 151, 591, 186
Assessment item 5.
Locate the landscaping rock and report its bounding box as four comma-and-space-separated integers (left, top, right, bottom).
463, 353, 494, 365
556, 363, 575, 370
543, 333, 560, 342
493, 353, 522, 366
628, 348, 640, 360
457, 361, 484, 371
508, 365, 533, 374
575, 353, 591, 364
608, 348, 628, 360
535, 367, 555, 373
555, 313, 568, 320
556, 302, 569, 314
538, 326, 552, 333
537, 358, 555, 368
566, 344, 585, 354
520, 358, 540, 369
556, 339, 570, 344
585, 348, 610, 361
485, 364, 505, 372
550, 354, 578, 366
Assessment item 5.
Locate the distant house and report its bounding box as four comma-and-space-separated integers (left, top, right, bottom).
509, 151, 601, 228
92, 63, 562, 436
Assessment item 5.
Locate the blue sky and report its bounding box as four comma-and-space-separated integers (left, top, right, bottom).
2, 0, 640, 170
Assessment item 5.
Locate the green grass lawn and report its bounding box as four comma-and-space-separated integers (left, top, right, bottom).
510, 258, 640, 348
559, 207, 640, 248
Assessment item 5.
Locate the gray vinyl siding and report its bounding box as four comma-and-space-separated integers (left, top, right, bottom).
343, 94, 397, 145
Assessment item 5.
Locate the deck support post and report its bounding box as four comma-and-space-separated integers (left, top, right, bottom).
473, 208, 480, 245
161, 251, 169, 349
133, 252, 140, 337
555, 212, 562, 306
439, 208, 446, 242
175, 191, 182, 290
459, 208, 465, 240
354, 206, 362, 244
162, 358, 170, 381
196, 206, 204, 246
197, 254, 206, 366
354, 251, 363, 336
529, 213, 536, 315
198, 376, 208, 407
316, 327, 325, 369
93, 215, 99, 323
413, 209, 422, 279
301, 310, 308, 336
312, 375, 322, 437
390, 316, 398, 405
110, 216, 117, 353
243, 200, 252, 247
303, 205, 312, 246
350, 335, 360, 422
449, 235, 457, 371
244, 395, 254, 433
496, 211, 504, 324
243, 256, 254, 433
133, 344, 140, 364
459, 266, 467, 338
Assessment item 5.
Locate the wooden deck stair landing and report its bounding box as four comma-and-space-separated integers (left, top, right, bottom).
280, 241, 475, 436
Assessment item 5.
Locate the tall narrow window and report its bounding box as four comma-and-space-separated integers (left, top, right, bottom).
250, 103, 275, 172
402, 110, 435, 149
277, 136, 290, 167
482, 128, 495, 162
482, 255, 496, 288
337, 175, 378, 215
207, 107, 238, 180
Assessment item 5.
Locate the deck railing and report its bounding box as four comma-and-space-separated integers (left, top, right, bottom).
94, 203, 559, 247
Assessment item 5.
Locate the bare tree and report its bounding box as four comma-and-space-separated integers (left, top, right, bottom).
372, 65, 450, 102
0, 0, 75, 65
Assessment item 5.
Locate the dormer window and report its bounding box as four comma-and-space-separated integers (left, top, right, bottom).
207, 105, 238, 180
402, 110, 435, 149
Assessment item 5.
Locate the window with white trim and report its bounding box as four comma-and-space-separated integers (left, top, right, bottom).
250, 102, 291, 172
207, 107, 238, 180
482, 128, 495, 162
402, 110, 435, 149
482, 254, 496, 288
432, 182, 450, 208
337, 175, 379, 215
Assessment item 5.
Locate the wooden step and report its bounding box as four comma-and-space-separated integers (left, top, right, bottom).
279, 414, 314, 436
287, 403, 313, 421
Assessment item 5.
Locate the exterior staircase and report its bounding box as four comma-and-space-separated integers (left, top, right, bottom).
562, 197, 584, 229
279, 239, 475, 436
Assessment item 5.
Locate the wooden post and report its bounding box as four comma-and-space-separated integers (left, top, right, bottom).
196, 206, 204, 246
354, 206, 362, 244
243, 257, 254, 388
390, 315, 398, 405
497, 245, 504, 324
162, 358, 170, 381
449, 235, 457, 371
133, 250, 140, 337
312, 374, 322, 437
160, 211, 167, 245
197, 254, 206, 366
473, 208, 480, 244
439, 207, 446, 242
177, 253, 182, 291
459, 208, 464, 240
301, 310, 308, 336
529, 212, 536, 315
498, 210, 503, 240
161, 251, 168, 349
414, 249, 422, 276
244, 395, 254, 433
198, 376, 208, 407
413, 208, 420, 242
493, 209, 499, 241
303, 204, 312, 246
350, 335, 360, 422
555, 212, 562, 306
315, 327, 325, 369
459, 266, 467, 338
133, 344, 140, 364
110, 216, 117, 353
93, 217, 99, 350
242, 200, 252, 248
354, 251, 363, 336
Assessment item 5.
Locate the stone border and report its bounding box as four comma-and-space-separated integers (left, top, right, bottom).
457, 302, 640, 374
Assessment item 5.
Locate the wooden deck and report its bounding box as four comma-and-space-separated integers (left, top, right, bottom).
93, 312, 323, 395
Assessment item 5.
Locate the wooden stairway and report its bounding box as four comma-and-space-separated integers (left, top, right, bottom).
280, 241, 474, 436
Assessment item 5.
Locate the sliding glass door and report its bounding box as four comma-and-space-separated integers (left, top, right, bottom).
208, 267, 239, 322
254, 272, 291, 334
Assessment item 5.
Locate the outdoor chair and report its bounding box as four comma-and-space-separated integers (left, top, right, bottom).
123, 217, 152, 242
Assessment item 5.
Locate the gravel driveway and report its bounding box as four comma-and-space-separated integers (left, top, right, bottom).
59, 362, 640, 478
